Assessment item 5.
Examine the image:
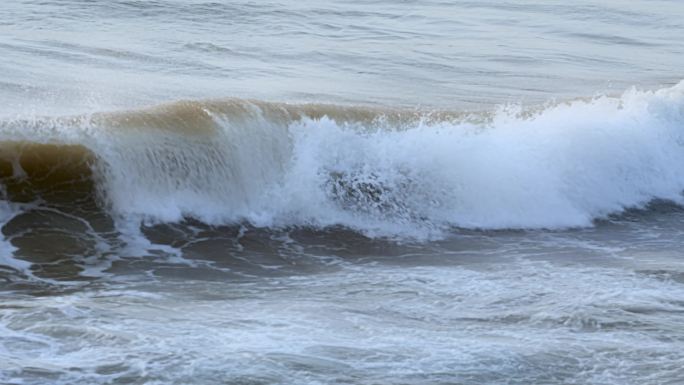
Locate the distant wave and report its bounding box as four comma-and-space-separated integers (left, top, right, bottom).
1, 82, 684, 238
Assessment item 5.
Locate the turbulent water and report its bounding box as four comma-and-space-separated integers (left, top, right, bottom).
2, 1, 684, 384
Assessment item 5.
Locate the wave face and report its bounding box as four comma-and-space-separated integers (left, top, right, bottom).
1, 82, 684, 238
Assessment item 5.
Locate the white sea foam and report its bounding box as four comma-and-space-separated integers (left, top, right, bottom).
2, 261, 683, 385
89, 82, 684, 237
2, 82, 684, 238
0, 198, 30, 273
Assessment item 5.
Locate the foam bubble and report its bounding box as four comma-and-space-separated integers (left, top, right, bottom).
0, 198, 30, 273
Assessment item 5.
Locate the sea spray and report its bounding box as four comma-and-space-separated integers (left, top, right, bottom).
0, 82, 683, 238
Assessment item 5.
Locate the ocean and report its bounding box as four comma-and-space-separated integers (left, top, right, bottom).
1, 1, 684, 384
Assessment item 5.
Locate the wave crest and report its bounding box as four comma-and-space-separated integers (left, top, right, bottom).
1, 82, 684, 238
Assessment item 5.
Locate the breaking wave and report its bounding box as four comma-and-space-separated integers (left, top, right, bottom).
1, 82, 684, 238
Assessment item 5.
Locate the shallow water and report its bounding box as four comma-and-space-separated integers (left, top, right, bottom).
1, 1, 684, 384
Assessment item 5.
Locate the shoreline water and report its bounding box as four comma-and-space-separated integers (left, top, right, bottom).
2, 0, 684, 383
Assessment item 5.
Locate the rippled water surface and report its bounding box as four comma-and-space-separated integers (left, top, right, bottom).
1, 1, 684, 384
1, 0, 683, 113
